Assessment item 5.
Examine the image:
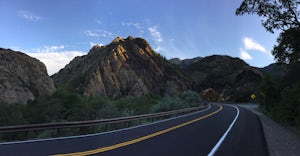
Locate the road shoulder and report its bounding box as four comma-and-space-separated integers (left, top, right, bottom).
238, 104, 300, 156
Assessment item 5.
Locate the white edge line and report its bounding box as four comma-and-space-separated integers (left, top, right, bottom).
0, 104, 211, 145
207, 105, 240, 156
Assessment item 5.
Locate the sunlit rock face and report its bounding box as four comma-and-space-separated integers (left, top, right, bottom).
0, 48, 55, 104
52, 36, 191, 97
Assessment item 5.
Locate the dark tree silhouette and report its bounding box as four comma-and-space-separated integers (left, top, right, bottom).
236, 0, 300, 63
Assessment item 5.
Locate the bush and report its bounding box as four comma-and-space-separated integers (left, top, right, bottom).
0, 102, 26, 126
151, 95, 183, 113
280, 83, 300, 127
181, 90, 202, 107
151, 90, 202, 113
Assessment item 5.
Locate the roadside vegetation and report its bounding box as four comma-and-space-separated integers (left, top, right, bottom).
237, 0, 300, 131
0, 88, 202, 141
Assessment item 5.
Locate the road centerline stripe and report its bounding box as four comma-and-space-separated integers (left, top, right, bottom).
207, 105, 240, 156
52, 105, 223, 156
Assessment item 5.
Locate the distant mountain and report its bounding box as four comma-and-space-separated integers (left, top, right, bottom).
169, 57, 202, 68
260, 63, 288, 79
0, 48, 55, 104
173, 55, 263, 102
52, 36, 191, 97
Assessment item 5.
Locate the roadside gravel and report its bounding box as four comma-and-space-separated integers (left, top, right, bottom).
237, 104, 300, 156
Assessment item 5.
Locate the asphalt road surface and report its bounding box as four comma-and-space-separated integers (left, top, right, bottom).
0, 104, 268, 156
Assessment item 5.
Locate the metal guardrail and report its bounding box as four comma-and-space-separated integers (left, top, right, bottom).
0, 105, 208, 133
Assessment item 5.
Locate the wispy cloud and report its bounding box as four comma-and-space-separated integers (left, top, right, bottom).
243, 37, 266, 53
101, 30, 114, 38
239, 37, 272, 61
95, 19, 102, 25
18, 10, 40, 22
25, 45, 86, 75
148, 26, 163, 42
85, 29, 114, 38
239, 49, 252, 60
43, 45, 65, 52
121, 22, 145, 34
154, 46, 165, 52
122, 22, 142, 30
90, 42, 104, 47
85, 30, 100, 37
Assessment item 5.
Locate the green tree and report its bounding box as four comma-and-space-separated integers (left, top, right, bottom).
236, 0, 300, 64
0, 102, 26, 126
280, 83, 300, 127
259, 74, 279, 111
272, 28, 300, 64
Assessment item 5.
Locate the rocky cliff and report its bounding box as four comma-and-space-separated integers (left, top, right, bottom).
52, 36, 191, 97
0, 48, 55, 104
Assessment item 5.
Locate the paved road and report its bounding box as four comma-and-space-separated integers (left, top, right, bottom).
0, 104, 268, 156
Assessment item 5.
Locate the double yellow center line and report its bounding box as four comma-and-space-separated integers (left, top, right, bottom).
53, 105, 223, 156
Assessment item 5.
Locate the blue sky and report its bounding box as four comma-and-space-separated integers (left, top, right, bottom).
0, 0, 279, 75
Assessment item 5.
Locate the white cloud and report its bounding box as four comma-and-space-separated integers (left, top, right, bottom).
40, 45, 65, 52
18, 10, 40, 22
155, 46, 164, 52
148, 26, 163, 42
85, 30, 114, 39
95, 19, 102, 25
122, 22, 145, 34
240, 49, 252, 60
101, 30, 113, 38
24, 45, 86, 75
90, 42, 104, 47
243, 37, 266, 53
122, 22, 142, 30
27, 51, 86, 75
85, 30, 99, 37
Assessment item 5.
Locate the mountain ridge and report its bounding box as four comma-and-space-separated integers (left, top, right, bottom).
0, 36, 285, 103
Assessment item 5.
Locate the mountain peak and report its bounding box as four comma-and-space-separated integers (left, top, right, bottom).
126, 36, 134, 40
112, 36, 125, 43
52, 36, 191, 97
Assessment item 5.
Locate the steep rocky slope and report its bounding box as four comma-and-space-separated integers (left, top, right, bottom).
0, 48, 55, 104
52, 36, 191, 97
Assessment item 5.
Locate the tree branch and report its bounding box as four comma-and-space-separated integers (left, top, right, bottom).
286, 0, 300, 28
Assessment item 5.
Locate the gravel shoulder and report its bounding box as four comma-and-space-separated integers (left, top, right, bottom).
237, 104, 300, 156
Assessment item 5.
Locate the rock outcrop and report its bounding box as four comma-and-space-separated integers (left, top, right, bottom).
0, 48, 56, 104
52, 36, 191, 97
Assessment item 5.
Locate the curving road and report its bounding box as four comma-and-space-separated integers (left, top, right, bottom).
0, 104, 268, 156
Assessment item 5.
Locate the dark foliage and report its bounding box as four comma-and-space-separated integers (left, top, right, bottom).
237, 0, 300, 64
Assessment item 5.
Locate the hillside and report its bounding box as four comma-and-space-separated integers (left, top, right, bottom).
172, 55, 263, 101
260, 63, 288, 79
52, 36, 192, 97
0, 48, 55, 104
